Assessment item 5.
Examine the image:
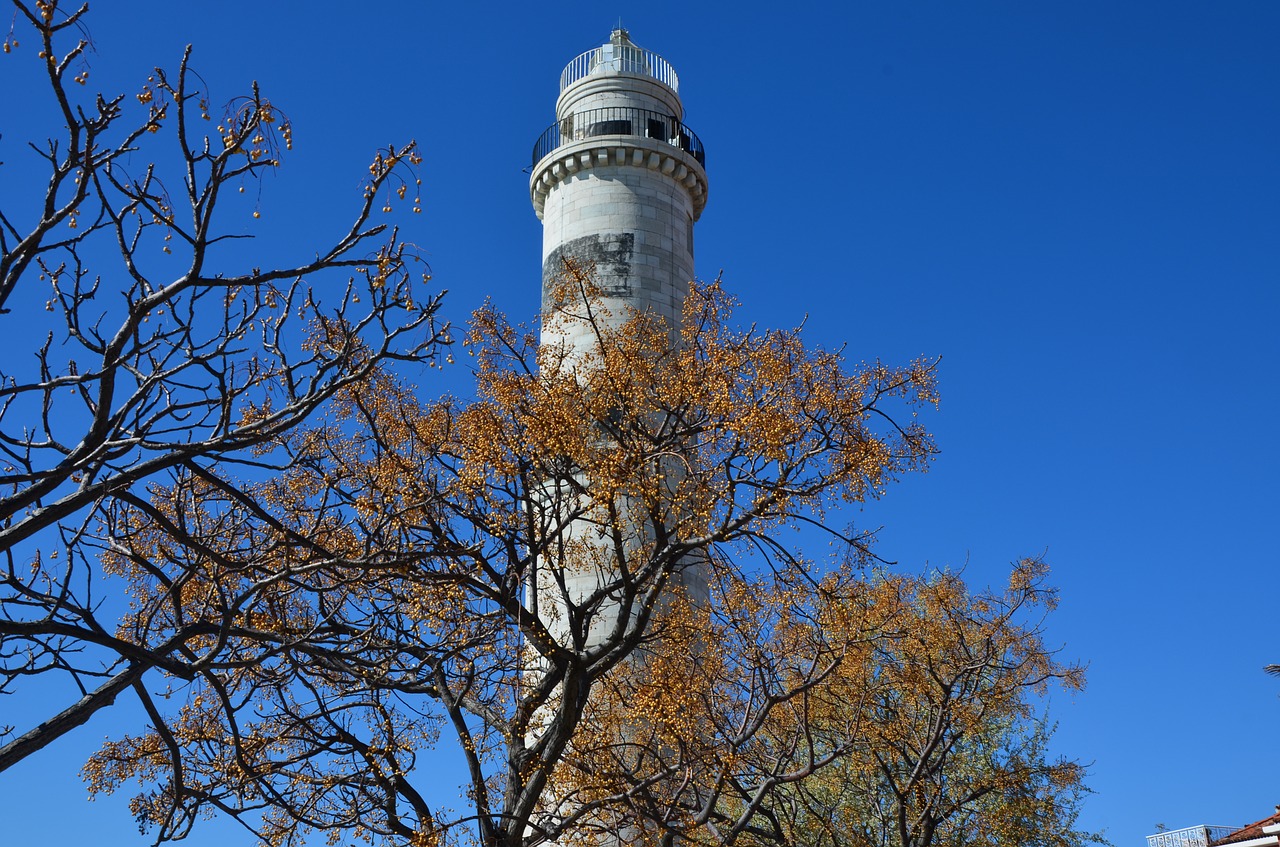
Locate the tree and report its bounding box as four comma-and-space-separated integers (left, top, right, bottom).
767, 559, 1104, 847
80, 263, 940, 846
0, 0, 443, 771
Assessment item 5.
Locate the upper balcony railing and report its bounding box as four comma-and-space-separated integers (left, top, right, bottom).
559, 42, 679, 93
532, 106, 706, 170
1146, 826, 1240, 847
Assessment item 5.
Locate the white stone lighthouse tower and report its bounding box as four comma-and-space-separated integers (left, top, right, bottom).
525, 32, 711, 844
530, 28, 708, 358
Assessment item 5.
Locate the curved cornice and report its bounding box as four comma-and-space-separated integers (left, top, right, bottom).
529, 136, 708, 222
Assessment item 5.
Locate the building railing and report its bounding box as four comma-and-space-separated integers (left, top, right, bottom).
1146, 826, 1241, 847
531, 106, 706, 169
559, 43, 679, 93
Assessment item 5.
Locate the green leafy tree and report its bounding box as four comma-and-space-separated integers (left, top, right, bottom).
767, 560, 1105, 847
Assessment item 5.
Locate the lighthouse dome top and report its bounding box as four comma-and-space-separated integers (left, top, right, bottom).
559, 28, 680, 94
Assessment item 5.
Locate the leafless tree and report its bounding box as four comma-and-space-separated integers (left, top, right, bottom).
0, 0, 444, 772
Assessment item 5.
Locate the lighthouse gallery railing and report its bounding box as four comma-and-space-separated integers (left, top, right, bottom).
531, 106, 705, 169
559, 43, 679, 93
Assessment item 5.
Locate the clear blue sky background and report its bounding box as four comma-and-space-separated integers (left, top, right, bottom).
2, 1, 1277, 845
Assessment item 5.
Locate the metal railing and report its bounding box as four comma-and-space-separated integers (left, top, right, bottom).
1146, 826, 1241, 847
531, 106, 705, 169
559, 43, 679, 93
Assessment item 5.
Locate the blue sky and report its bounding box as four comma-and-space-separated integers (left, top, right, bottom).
2, 1, 1277, 845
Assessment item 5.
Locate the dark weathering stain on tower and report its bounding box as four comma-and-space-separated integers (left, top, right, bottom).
542, 233, 634, 308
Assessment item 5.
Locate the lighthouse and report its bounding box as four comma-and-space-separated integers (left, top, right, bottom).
524, 29, 711, 844
530, 28, 708, 358
524, 31, 711, 845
